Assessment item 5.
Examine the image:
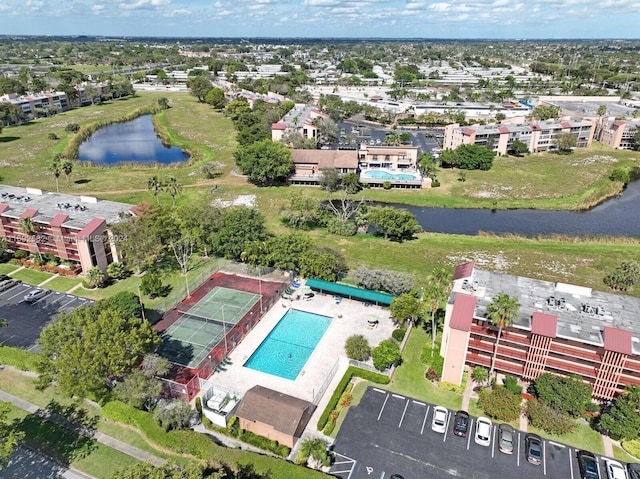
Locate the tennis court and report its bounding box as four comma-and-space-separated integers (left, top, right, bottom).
159, 287, 261, 369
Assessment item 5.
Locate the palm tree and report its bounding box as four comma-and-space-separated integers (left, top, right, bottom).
84, 266, 104, 289
61, 159, 73, 187
423, 267, 452, 356
50, 157, 62, 192
164, 177, 182, 207
486, 292, 520, 379
147, 176, 162, 204
18, 216, 42, 261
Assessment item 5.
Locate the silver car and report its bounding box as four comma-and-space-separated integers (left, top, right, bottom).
24, 288, 50, 303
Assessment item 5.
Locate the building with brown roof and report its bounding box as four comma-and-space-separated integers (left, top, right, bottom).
290, 149, 358, 186
235, 385, 315, 448
0, 185, 135, 275
598, 119, 640, 150
440, 262, 640, 400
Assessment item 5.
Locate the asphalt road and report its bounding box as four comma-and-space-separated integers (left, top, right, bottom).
0, 282, 93, 351
330, 386, 609, 479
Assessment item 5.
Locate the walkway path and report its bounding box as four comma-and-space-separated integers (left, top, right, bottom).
0, 389, 165, 467
602, 434, 615, 458
38, 273, 59, 287
461, 374, 475, 411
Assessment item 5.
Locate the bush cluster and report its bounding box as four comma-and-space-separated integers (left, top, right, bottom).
478, 387, 521, 422
525, 399, 576, 435
353, 266, 414, 295
227, 418, 291, 456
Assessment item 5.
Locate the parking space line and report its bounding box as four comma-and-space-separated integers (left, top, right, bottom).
55, 296, 78, 310
391, 394, 405, 399
412, 400, 425, 406
517, 431, 521, 466
377, 393, 389, 421
543, 439, 547, 475
373, 388, 386, 394
442, 411, 450, 442
548, 441, 565, 448
47, 293, 65, 305
491, 425, 496, 458
7, 285, 30, 301
398, 399, 409, 428
569, 448, 574, 479
466, 419, 473, 450
420, 405, 430, 435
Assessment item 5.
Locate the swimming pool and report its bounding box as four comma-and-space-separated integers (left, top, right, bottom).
362, 170, 419, 181
244, 309, 332, 380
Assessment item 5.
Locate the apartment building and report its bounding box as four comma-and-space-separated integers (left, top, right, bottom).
598, 119, 640, 150
0, 185, 135, 275
271, 104, 330, 143
0, 91, 69, 116
440, 262, 640, 400
443, 120, 595, 155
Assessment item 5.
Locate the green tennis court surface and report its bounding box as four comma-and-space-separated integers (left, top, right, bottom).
159, 287, 260, 368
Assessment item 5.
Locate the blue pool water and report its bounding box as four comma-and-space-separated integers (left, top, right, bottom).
244, 309, 332, 380
363, 170, 418, 181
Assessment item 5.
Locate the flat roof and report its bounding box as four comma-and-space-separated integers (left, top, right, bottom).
0, 185, 134, 230
451, 267, 640, 354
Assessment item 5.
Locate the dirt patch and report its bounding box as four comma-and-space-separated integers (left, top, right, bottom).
446, 251, 519, 272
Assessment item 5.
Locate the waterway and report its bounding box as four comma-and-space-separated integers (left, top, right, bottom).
78, 115, 188, 165
393, 180, 640, 237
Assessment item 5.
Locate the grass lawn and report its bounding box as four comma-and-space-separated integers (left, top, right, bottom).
10, 268, 54, 286
527, 420, 605, 456
614, 444, 639, 463
0, 263, 20, 275
44, 275, 83, 293
388, 326, 463, 410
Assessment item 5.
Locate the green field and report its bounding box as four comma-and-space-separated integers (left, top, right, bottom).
10, 267, 54, 286
44, 275, 83, 293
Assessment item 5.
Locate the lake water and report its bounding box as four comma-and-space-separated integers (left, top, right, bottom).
393, 180, 640, 237
78, 115, 189, 165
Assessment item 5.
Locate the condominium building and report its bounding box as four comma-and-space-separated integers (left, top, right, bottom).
0, 185, 136, 275
443, 120, 595, 155
0, 91, 69, 116
598, 120, 640, 150
440, 262, 640, 400
271, 104, 330, 143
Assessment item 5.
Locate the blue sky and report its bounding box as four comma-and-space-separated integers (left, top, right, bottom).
0, 0, 638, 39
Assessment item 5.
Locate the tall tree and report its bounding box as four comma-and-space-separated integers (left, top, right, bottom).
18, 215, 42, 261
0, 401, 25, 468
61, 159, 73, 187
147, 176, 162, 204
163, 177, 182, 207
37, 304, 161, 398
187, 76, 212, 102
390, 292, 421, 326
233, 139, 293, 186
50, 156, 62, 193
486, 292, 520, 378
423, 267, 452, 355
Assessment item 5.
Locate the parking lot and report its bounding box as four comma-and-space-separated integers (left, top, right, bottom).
330, 386, 608, 479
0, 281, 93, 351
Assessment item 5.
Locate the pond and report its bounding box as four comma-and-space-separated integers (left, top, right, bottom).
391, 180, 640, 237
78, 115, 189, 165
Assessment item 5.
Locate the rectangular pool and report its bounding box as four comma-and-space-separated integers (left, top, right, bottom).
244, 309, 332, 380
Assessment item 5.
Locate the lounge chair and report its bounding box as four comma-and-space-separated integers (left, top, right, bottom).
335, 296, 342, 304
291, 281, 301, 288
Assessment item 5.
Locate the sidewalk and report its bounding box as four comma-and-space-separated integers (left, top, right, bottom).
0, 389, 165, 467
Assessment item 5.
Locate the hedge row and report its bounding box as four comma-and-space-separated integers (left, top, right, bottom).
316, 366, 389, 431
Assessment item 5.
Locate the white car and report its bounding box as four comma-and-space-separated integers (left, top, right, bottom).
605, 459, 628, 479
431, 406, 448, 434
475, 417, 493, 447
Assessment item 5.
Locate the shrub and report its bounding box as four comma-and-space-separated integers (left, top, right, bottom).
371, 339, 402, 371
599, 394, 640, 441
530, 373, 592, 418
610, 167, 630, 183
195, 396, 202, 414
154, 400, 194, 432
48, 132, 58, 140
140, 270, 164, 297
14, 250, 27, 259
477, 387, 521, 422
525, 399, 576, 435
439, 381, 465, 394
345, 335, 371, 361
65, 123, 80, 133
431, 179, 441, 187
425, 369, 439, 381
471, 366, 489, 384
392, 327, 407, 342
327, 218, 357, 236
503, 375, 523, 395
383, 181, 392, 189
106, 261, 127, 280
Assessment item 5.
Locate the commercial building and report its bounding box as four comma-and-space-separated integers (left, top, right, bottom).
0, 185, 135, 275
440, 262, 640, 400
598, 119, 640, 150
443, 120, 595, 155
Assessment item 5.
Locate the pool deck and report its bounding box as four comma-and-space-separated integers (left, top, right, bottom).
205, 285, 394, 407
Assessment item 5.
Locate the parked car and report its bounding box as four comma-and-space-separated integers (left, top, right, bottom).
577, 450, 600, 479
431, 406, 448, 434
628, 463, 640, 479
0, 274, 10, 282
0, 279, 19, 292
525, 433, 542, 465
452, 410, 470, 437
24, 288, 50, 303
604, 459, 628, 479
498, 424, 514, 454
474, 417, 492, 447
